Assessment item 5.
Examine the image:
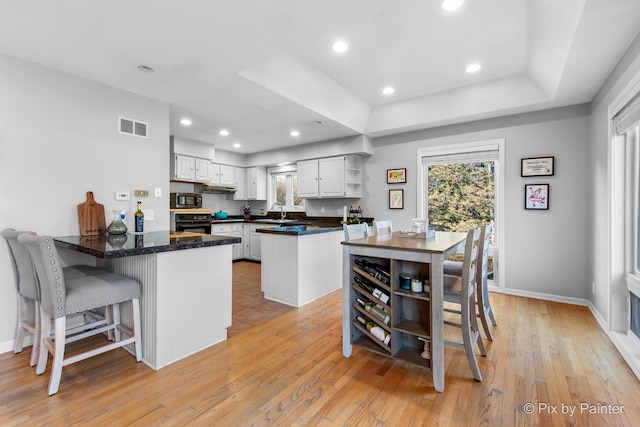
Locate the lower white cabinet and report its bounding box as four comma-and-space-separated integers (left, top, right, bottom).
211, 223, 244, 260
243, 224, 276, 261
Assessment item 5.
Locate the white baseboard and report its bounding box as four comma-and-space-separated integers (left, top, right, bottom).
501, 287, 590, 307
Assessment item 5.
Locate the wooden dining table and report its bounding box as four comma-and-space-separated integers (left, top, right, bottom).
341, 230, 467, 392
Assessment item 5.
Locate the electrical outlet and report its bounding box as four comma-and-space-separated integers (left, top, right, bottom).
135, 190, 149, 197
115, 192, 130, 201
154, 187, 162, 198
142, 209, 154, 221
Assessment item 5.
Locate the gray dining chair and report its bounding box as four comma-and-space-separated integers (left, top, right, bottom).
343, 223, 369, 241
442, 226, 486, 381
18, 234, 142, 395
372, 220, 393, 236
443, 223, 497, 340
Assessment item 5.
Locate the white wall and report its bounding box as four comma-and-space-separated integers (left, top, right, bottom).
0, 54, 170, 349
588, 32, 640, 326
369, 106, 590, 300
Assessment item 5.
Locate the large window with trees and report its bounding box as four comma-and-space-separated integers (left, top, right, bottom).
417, 139, 504, 290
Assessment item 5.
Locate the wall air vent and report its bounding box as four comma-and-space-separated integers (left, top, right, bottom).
119, 116, 148, 138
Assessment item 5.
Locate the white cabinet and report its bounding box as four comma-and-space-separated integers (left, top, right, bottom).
297, 155, 361, 198
210, 163, 235, 186
297, 159, 319, 198
246, 166, 267, 200
233, 167, 246, 200
171, 154, 212, 183
195, 158, 212, 182
244, 223, 275, 261
211, 223, 243, 260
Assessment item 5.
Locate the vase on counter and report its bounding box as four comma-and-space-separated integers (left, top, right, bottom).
107, 210, 127, 235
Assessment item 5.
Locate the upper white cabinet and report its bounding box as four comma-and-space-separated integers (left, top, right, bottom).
210, 163, 235, 186
194, 158, 213, 182
172, 154, 212, 183
297, 155, 361, 198
246, 166, 267, 200
233, 167, 246, 200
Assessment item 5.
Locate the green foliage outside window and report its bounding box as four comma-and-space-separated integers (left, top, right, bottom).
428, 162, 494, 232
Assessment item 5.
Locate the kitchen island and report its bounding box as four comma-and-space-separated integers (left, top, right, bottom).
54, 231, 240, 369
258, 225, 343, 307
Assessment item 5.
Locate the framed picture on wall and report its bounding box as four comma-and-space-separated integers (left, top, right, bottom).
387, 168, 406, 184
389, 189, 404, 209
525, 184, 549, 210
521, 156, 555, 177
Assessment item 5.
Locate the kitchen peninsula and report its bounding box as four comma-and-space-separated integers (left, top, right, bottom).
54, 231, 240, 369
258, 225, 344, 307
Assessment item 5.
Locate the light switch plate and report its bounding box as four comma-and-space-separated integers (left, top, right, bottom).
115, 192, 130, 201
154, 187, 162, 198
135, 190, 149, 197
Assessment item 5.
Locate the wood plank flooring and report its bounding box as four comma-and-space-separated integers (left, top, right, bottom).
1, 262, 639, 426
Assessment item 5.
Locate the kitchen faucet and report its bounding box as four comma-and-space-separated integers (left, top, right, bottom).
271, 202, 286, 220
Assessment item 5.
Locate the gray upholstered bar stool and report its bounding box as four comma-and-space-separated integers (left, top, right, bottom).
18, 234, 142, 395
443, 223, 497, 341
2, 228, 111, 368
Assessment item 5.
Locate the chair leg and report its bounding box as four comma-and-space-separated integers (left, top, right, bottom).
470, 299, 487, 357
132, 298, 142, 362
29, 301, 41, 367
461, 295, 483, 382
47, 317, 67, 396
112, 303, 121, 342
36, 305, 50, 376
14, 296, 28, 354
476, 279, 495, 341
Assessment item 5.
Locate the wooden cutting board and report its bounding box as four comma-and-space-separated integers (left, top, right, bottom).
78, 191, 106, 236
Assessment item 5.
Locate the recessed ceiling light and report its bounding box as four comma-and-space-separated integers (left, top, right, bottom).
219, 129, 229, 136
440, 0, 464, 11
382, 86, 395, 95
465, 63, 482, 73
331, 40, 348, 53
137, 65, 155, 73
233, 143, 241, 149
179, 118, 192, 126
290, 130, 300, 137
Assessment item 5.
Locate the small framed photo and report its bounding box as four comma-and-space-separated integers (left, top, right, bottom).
387, 168, 406, 184
525, 184, 549, 210
389, 189, 404, 209
521, 156, 554, 177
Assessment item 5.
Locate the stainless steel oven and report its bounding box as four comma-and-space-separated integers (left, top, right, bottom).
174, 213, 212, 234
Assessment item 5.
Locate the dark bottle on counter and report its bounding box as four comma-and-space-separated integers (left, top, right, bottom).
354, 275, 390, 304
135, 201, 144, 233
353, 258, 390, 285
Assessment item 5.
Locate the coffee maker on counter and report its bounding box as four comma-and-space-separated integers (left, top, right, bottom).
243, 205, 251, 221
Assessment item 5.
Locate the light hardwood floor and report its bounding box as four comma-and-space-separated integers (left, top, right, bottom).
1, 262, 639, 426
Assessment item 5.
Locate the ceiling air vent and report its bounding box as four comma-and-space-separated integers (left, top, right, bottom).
119, 116, 148, 138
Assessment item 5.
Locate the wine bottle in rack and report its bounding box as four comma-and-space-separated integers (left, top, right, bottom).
354, 275, 390, 304
353, 258, 390, 284
356, 297, 390, 325
356, 315, 391, 345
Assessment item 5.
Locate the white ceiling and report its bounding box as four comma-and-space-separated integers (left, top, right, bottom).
0, 0, 639, 153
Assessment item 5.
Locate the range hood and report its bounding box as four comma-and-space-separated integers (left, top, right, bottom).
195, 183, 237, 193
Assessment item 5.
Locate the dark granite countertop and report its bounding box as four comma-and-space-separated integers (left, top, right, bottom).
54, 230, 240, 259
256, 225, 343, 236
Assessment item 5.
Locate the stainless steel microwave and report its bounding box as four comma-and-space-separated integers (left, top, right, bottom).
170, 192, 203, 209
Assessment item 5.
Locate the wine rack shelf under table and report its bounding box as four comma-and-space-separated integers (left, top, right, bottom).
341, 230, 467, 393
